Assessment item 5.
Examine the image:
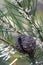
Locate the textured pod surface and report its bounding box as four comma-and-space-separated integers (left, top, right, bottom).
15, 35, 36, 58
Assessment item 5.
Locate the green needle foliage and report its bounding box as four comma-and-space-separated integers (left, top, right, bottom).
0, 0, 43, 65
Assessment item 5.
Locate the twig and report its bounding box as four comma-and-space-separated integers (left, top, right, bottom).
9, 58, 18, 65
0, 37, 12, 44
0, 37, 15, 48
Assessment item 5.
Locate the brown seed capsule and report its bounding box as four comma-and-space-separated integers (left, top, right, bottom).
15, 34, 36, 58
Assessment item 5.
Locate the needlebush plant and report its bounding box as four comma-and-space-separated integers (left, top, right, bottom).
0, 0, 43, 65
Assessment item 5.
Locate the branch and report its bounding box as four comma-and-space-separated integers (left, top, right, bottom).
0, 37, 15, 48
0, 37, 12, 44
16, 0, 32, 21
0, 18, 6, 24
16, 1, 29, 15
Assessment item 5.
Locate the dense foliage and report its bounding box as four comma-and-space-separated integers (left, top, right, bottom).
0, 0, 43, 65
